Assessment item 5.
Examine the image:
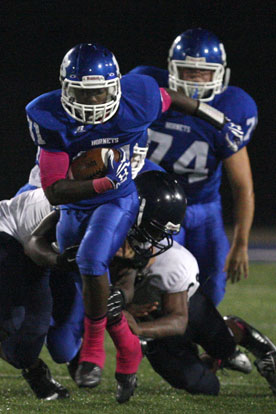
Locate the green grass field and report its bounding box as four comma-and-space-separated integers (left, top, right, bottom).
0, 263, 275, 413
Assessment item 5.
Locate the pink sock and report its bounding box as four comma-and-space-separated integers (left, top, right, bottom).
79, 316, 107, 369
107, 314, 143, 374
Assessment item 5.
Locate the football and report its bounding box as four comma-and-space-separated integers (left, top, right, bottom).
68, 148, 120, 180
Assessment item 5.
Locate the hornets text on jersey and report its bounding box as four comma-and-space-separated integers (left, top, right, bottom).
25, 74, 163, 207
129, 66, 258, 205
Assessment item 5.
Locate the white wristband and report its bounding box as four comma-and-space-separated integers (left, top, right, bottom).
196, 102, 225, 129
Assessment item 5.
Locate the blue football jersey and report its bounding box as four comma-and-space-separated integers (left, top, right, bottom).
26, 74, 162, 207
129, 66, 258, 205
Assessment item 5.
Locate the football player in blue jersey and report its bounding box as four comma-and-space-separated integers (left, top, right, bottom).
24, 171, 189, 403
129, 28, 257, 306
24, 41, 244, 388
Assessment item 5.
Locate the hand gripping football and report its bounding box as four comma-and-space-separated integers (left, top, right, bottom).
68, 148, 120, 180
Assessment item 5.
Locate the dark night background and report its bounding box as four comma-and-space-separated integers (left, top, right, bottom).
1, 0, 275, 228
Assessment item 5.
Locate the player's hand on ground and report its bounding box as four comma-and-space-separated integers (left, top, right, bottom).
106, 148, 132, 189
126, 302, 159, 318
224, 244, 249, 283
221, 118, 244, 152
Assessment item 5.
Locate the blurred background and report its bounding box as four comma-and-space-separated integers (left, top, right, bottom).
1, 0, 275, 247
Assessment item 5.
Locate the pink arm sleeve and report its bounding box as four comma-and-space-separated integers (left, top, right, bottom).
160, 88, 172, 112
39, 149, 70, 189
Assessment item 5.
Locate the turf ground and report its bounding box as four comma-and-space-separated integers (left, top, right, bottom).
0, 262, 275, 413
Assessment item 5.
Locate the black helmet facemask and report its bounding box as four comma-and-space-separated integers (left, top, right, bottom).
127, 222, 174, 258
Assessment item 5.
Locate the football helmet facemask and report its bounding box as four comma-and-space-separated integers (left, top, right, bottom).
60, 43, 121, 124
128, 171, 187, 258
168, 28, 230, 101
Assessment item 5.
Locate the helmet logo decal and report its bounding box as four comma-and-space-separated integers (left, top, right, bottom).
137, 197, 146, 227
219, 43, 226, 64
112, 56, 120, 75
186, 56, 206, 62
82, 75, 104, 81
60, 54, 71, 79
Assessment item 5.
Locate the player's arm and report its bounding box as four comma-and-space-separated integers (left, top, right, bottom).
24, 210, 60, 267
124, 290, 188, 339
223, 147, 255, 283
163, 88, 231, 127
41, 148, 131, 205
24, 209, 78, 271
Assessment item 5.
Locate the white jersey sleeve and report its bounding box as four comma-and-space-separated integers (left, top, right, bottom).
28, 164, 41, 187
0, 188, 52, 244
147, 241, 200, 299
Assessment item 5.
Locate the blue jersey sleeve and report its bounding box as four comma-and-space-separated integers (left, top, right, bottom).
26, 90, 68, 151
213, 86, 258, 159
120, 74, 163, 128
128, 66, 169, 88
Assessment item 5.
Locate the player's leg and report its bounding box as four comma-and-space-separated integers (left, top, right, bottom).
183, 201, 229, 306
255, 351, 276, 395
224, 314, 276, 394
0, 233, 26, 339
20, 272, 69, 400
57, 207, 106, 387
224, 315, 276, 359
187, 290, 236, 360
7, 267, 52, 369
56, 207, 104, 387
146, 337, 220, 395
0, 234, 51, 360
77, 196, 141, 397
47, 272, 84, 364
187, 290, 252, 373
107, 311, 142, 403
58, 194, 141, 396
0, 236, 68, 400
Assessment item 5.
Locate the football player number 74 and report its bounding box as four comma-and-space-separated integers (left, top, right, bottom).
148, 129, 209, 184
147, 116, 256, 184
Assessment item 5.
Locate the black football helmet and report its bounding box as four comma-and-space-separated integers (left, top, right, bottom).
128, 171, 187, 258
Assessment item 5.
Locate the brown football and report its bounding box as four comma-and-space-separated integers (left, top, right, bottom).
68, 148, 120, 180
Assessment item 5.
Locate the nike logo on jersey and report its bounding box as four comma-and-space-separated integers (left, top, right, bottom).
165, 122, 191, 133
91, 138, 119, 146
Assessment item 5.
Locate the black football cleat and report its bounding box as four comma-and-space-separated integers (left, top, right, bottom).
22, 359, 69, 400
74, 362, 102, 388
222, 347, 252, 374
224, 315, 276, 359
115, 372, 137, 403
255, 350, 276, 395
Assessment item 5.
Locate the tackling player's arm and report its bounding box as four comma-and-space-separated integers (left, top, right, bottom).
223, 147, 255, 283
24, 209, 79, 271
124, 290, 188, 339
24, 210, 60, 267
